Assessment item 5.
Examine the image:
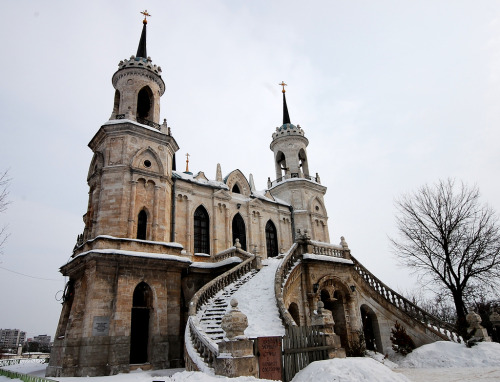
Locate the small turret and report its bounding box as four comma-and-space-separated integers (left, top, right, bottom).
270, 83, 310, 182
109, 11, 165, 126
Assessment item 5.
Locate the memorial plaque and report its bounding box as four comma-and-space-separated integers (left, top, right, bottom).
92, 316, 110, 336
258, 336, 282, 381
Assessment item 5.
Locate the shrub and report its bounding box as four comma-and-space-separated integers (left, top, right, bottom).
390, 321, 416, 355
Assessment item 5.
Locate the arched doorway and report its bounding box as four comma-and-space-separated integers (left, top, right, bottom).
265, 220, 279, 257
320, 288, 348, 350
130, 282, 152, 364
232, 213, 246, 250
360, 305, 382, 352
288, 302, 300, 326
194, 206, 209, 254
137, 209, 148, 240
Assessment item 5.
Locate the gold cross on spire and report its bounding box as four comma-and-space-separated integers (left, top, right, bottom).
141, 10, 151, 24
185, 153, 190, 173
279, 81, 287, 93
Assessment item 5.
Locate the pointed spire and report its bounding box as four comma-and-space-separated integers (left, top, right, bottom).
136, 10, 151, 59
279, 81, 291, 124
249, 173, 256, 192
216, 163, 223, 182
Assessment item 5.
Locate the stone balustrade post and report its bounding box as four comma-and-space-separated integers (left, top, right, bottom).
214, 299, 258, 378
311, 301, 346, 358
466, 311, 491, 344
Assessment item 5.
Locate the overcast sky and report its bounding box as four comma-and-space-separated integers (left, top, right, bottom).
1, 1, 500, 338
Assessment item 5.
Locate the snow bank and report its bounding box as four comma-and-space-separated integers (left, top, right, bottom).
398, 341, 500, 368
230, 258, 286, 338
291, 358, 410, 382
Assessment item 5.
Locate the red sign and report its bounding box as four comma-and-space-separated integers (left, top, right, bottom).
258, 336, 282, 381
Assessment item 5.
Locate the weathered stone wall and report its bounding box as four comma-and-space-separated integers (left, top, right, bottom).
47, 252, 188, 377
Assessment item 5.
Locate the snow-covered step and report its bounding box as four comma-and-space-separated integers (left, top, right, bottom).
195, 269, 260, 342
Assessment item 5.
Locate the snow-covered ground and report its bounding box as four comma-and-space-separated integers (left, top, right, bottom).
2, 341, 500, 382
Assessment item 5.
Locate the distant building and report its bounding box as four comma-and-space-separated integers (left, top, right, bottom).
0, 329, 26, 350
33, 335, 51, 347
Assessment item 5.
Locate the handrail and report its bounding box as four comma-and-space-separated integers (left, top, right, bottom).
351, 255, 460, 342
274, 243, 300, 327
186, 247, 256, 370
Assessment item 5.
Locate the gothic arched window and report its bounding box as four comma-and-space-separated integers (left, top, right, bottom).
232, 184, 241, 194
137, 209, 148, 240
265, 220, 278, 257
194, 206, 209, 254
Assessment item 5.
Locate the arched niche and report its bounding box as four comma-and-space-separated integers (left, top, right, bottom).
131, 147, 165, 175
360, 304, 383, 353
137, 209, 149, 240
232, 213, 247, 251
130, 282, 153, 364
298, 148, 309, 177
288, 302, 300, 326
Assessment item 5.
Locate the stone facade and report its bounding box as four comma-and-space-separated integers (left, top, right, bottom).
47, 19, 329, 378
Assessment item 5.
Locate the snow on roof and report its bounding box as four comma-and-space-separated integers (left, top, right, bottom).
252, 189, 290, 206
303, 254, 353, 264
268, 176, 321, 190
87, 235, 184, 249
189, 257, 242, 269
68, 248, 191, 266
173, 170, 229, 190
104, 118, 164, 134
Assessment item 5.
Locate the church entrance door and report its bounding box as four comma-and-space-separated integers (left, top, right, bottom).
130, 282, 152, 364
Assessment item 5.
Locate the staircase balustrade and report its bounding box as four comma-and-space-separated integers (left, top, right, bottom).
274, 243, 300, 327
186, 248, 256, 370
351, 255, 460, 342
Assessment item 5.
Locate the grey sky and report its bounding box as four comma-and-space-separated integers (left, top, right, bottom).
1, 1, 500, 338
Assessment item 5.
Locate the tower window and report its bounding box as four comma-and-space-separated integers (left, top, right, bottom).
194, 206, 209, 254
137, 87, 153, 120
232, 184, 241, 194
137, 210, 148, 240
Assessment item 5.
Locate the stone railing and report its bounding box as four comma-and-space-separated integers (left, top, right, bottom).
274, 243, 300, 327
269, 174, 319, 187
351, 255, 460, 342
136, 116, 161, 130
186, 248, 256, 370
310, 240, 348, 259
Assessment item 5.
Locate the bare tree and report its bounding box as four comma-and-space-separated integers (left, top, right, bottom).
0, 170, 11, 255
391, 179, 500, 332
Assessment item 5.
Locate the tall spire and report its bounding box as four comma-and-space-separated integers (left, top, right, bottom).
279, 81, 291, 124
136, 10, 151, 59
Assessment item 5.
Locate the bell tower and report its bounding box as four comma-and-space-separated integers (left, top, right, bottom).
269, 83, 330, 242
109, 13, 164, 125
82, 13, 179, 242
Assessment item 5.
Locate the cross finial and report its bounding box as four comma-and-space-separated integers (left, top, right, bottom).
141, 10, 151, 24
279, 81, 287, 93
185, 153, 190, 173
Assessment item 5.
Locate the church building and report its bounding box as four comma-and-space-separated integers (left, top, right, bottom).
46, 15, 329, 377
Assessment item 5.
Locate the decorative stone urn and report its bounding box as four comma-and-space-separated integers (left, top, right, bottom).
221, 299, 248, 339
215, 299, 258, 378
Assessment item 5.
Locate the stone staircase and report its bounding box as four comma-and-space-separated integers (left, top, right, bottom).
197, 270, 259, 342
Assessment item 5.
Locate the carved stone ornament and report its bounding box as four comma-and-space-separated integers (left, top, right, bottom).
221, 299, 248, 339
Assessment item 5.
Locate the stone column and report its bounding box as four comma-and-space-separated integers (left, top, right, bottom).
186, 198, 191, 253
212, 200, 218, 253
91, 182, 102, 237
215, 299, 258, 378
127, 180, 138, 237
225, 207, 230, 248
258, 213, 264, 255
152, 185, 160, 241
